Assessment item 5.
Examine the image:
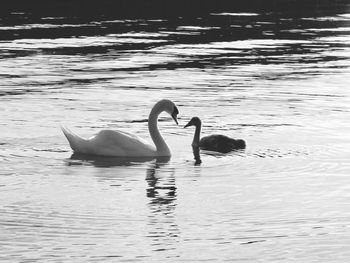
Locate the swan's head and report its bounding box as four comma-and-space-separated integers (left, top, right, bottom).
155, 99, 179, 125
184, 117, 201, 128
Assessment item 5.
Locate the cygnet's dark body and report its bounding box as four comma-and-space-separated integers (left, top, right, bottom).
184, 117, 246, 153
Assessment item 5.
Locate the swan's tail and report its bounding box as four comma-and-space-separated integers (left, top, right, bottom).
61, 126, 87, 153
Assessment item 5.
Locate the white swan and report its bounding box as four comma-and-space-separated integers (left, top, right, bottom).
62, 99, 179, 157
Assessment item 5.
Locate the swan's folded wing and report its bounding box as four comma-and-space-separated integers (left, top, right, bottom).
88, 130, 156, 157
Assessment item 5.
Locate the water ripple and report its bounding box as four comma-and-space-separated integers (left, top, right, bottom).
1, 5, 350, 262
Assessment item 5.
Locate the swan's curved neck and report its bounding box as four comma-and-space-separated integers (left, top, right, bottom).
148, 105, 170, 156
192, 123, 201, 146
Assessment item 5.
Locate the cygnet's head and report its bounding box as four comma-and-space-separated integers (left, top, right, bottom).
155, 99, 179, 125
184, 117, 201, 128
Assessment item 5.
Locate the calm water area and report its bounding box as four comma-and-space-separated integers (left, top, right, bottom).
1, 1, 350, 262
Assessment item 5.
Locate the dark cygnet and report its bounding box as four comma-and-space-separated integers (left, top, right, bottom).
184, 117, 246, 153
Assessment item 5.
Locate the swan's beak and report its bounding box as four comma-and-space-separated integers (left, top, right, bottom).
171, 113, 178, 125
171, 106, 179, 125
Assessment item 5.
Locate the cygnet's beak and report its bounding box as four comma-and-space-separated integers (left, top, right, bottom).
184, 121, 192, 128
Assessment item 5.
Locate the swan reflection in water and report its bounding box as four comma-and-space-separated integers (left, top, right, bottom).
145, 158, 179, 249
67, 153, 170, 167
146, 158, 176, 203
66, 153, 179, 249
64, 144, 238, 252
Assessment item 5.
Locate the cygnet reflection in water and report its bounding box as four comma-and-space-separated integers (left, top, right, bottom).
192, 145, 202, 165
184, 117, 246, 153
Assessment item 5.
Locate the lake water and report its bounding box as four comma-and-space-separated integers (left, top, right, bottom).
1, 2, 350, 262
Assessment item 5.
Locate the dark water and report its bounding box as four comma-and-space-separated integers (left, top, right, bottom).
1, 1, 350, 262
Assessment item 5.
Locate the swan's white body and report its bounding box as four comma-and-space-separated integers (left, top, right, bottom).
62, 100, 179, 157
61, 128, 156, 157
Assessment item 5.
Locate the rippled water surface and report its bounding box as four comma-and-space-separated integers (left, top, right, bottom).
1, 2, 350, 262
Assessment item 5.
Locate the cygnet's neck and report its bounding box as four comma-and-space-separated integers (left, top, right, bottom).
192, 122, 201, 147
148, 103, 171, 156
